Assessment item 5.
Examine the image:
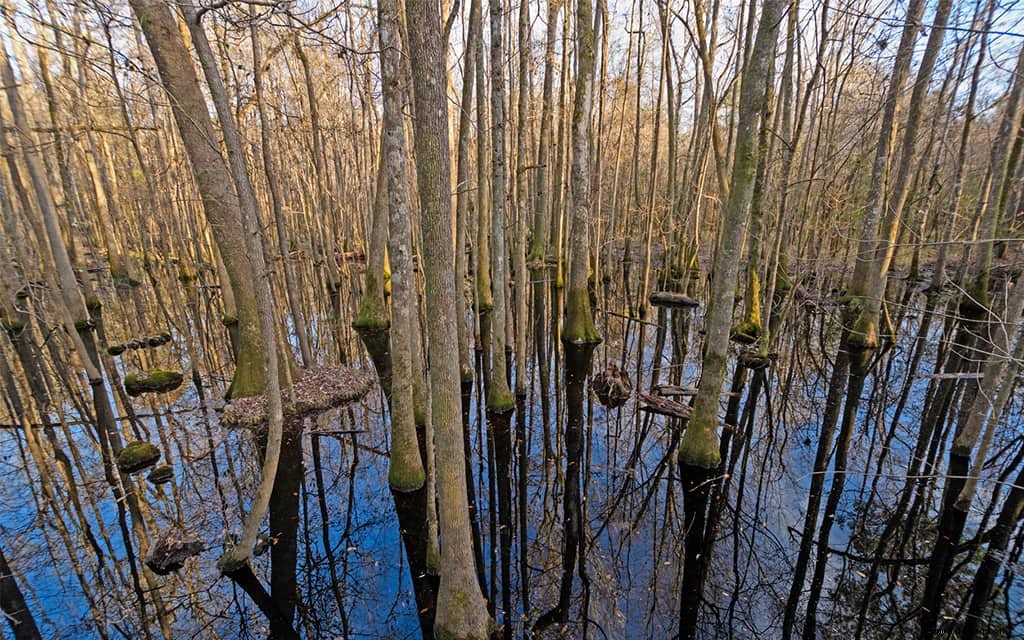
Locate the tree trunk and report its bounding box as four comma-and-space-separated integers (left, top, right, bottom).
128, 0, 265, 399
404, 0, 494, 634
562, 0, 601, 345
677, 0, 785, 636
0, 544, 42, 640
380, 0, 427, 494
486, 0, 515, 411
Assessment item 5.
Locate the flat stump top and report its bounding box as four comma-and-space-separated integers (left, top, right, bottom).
222, 365, 373, 428
648, 291, 700, 309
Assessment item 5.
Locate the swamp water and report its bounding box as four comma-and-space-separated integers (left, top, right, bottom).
2, 268, 1022, 640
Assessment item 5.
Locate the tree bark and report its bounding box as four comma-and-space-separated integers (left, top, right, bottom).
562, 0, 601, 345
128, 0, 265, 399
404, 0, 494, 634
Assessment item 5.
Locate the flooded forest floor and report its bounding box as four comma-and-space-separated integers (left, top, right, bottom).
1, 248, 1023, 640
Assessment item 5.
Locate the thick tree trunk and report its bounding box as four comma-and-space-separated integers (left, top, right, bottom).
380, 0, 427, 494
404, 0, 494, 634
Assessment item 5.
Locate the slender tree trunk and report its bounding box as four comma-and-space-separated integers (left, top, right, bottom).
677, 0, 784, 636
918, 275, 1024, 637
455, 0, 481, 384
562, 0, 601, 345
965, 43, 1024, 309
529, 0, 561, 264
487, 0, 515, 411
850, 0, 952, 347
251, 20, 314, 368
845, 0, 926, 344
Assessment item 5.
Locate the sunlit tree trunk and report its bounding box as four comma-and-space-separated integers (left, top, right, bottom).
677, 0, 784, 636
454, 0, 481, 384
252, 22, 315, 368
964, 43, 1024, 310
355, 146, 391, 333
845, 0, 925, 346
486, 0, 515, 411
562, 0, 601, 345
404, 0, 494, 634
380, 0, 427, 494
850, 0, 952, 347
133, 4, 288, 634
128, 0, 265, 399
528, 0, 560, 265
513, 0, 531, 396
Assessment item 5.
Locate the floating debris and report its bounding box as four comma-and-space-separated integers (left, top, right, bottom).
124, 369, 184, 397
117, 441, 161, 474
591, 363, 632, 408
639, 393, 692, 420
145, 531, 203, 576
107, 344, 126, 356
221, 365, 373, 428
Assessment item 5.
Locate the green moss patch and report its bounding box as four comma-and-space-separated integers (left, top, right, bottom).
730, 321, 762, 345
124, 369, 184, 397
147, 464, 174, 485
117, 441, 161, 474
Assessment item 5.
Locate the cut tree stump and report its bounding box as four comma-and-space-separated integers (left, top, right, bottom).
648, 291, 700, 309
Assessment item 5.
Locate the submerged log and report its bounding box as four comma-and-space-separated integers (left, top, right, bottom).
652, 384, 698, 397
651, 384, 743, 398
648, 291, 700, 309
221, 365, 373, 428
145, 531, 204, 576
738, 351, 776, 370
